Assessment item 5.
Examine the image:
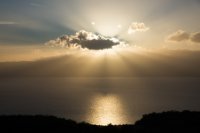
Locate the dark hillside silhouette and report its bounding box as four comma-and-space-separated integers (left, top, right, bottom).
134, 110, 200, 133
0, 111, 200, 133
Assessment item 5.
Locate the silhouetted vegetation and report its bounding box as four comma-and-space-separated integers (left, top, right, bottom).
0, 111, 200, 133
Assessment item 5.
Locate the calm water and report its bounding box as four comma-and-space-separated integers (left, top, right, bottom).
0, 77, 200, 125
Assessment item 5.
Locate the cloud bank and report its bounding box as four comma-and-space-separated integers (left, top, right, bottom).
167, 30, 200, 43
1, 50, 200, 77
45, 30, 126, 50
191, 32, 200, 43
128, 22, 149, 34
0, 21, 17, 25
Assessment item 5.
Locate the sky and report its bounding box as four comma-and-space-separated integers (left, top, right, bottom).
0, 0, 200, 52
1, 0, 200, 125
0, 0, 200, 73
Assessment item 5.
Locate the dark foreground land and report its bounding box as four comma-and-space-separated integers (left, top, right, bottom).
0, 111, 200, 133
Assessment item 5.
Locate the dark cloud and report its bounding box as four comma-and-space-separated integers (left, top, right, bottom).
167, 30, 200, 43
45, 30, 123, 50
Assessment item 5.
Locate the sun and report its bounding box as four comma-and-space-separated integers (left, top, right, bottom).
90, 21, 123, 36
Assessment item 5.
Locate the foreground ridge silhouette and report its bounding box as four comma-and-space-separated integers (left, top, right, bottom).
0, 110, 200, 133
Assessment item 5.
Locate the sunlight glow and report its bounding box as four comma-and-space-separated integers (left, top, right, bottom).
94, 24, 122, 36
128, 29, 135, 34
117, 24, 122, 28
87, 94, 127, 125
91, 22, 95, 25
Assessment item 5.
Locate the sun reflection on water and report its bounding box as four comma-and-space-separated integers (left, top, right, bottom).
87, 94, 127, 125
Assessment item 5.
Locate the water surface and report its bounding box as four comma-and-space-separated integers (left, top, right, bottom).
0, 77, 200, 125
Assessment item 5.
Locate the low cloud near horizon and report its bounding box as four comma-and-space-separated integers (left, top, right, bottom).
1, 49, 200, 77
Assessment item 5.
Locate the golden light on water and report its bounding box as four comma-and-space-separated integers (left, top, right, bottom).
87, 94, 128, 125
